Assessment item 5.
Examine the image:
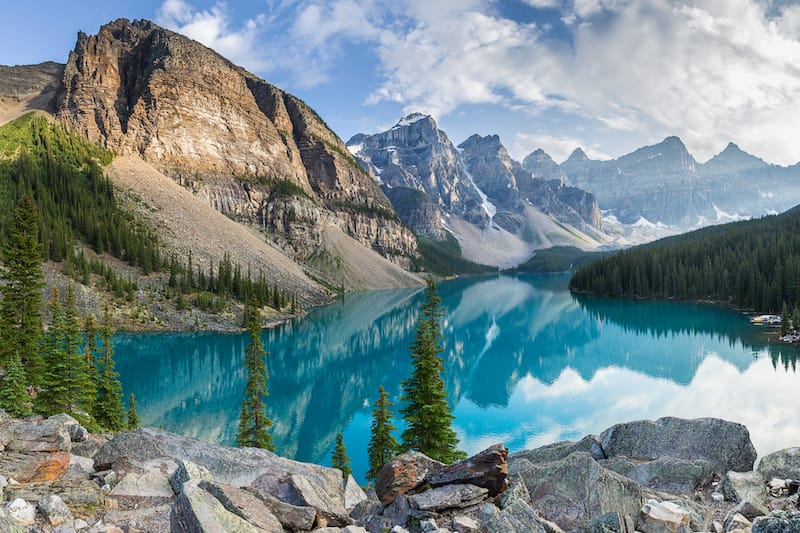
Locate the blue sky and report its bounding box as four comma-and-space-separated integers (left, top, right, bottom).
3, 0, 800, 164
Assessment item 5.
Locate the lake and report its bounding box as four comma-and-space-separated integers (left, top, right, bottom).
114, 274, 800, 483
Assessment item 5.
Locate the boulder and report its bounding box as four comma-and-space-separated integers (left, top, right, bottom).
757, 448, 800, 481
349, 498, 383, 524
723, 512, 751, 532
730, 499, 768, 521
289, 472, 351, 526
496, 474, 531, 509
408, 484, 488, 512
345, 474, 368, 511
244, 484, 316, 531
46, 414, 88, 443
0, 509, 24, 533
4, 473, 104, 515
510, 435, 605, 464
383, 494, 413, 529
106, 470, 174, 510
5, 498, 36, 526
637, 499, 690, 533
171, 460, 213, 494
38, 494, 74, 526
752, 510, 800, 532
101, 504, 172, 533
511, 451, 646, 532
585, 512, 632, 533
7, 422, 71, 453
199, 481, 283, 531
69, 454, 96, 474
452, 515, 480, 533
94, 428, 344, 499
601, 455, 715, 494
0, 450, 71, 483
375, 452, 444, 505
483, 500, 548, 533
170, 482, 262, 532
600, 417, 756, 475
428, 444, 508, 497
721, 471, 765, 504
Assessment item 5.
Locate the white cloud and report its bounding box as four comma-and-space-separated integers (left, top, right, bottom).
156, 0, 269, 72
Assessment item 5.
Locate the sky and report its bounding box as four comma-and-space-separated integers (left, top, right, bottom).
3, 0, 800, 164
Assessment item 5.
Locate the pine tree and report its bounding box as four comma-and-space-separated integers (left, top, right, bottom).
331, 433, 352, 479
236, 299, 275, 450
367, 384, 399, 483
38, 288, 68, 415
94, 306, 126, 431
128, 393, 140, 430
0, 352, 32, 417
0, 196, 44, 383
400, 276, 465, 464
781, 302, 790, 335
83, 312, 99, 406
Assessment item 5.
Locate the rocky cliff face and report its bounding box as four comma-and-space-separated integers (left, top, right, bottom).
55, 18, 416, 271
543, 138, 800, 227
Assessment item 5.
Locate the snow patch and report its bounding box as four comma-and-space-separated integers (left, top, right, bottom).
457, 150, 496, 225
347, 143, 363, 155
632, 216, 667, 229
393, 114, 428, 128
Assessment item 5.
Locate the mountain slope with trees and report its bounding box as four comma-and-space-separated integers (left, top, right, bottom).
570, 205, 800, 313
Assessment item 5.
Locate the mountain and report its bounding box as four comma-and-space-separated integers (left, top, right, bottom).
348, 116, 607, 268
0, 19, 421, 300
529, 138, 800, 228
570, 203, 800, 313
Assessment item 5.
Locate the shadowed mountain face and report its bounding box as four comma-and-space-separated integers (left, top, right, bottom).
348, 115, 606, 266
533, 138, 800, 227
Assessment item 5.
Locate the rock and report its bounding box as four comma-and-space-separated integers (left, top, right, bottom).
69, 454, 96, 474
600, 417, 756, 475
47, 414, 89, 443
452, 515, 480, 533
512, 452, 646, 532
483, 500, 548, 533
601, 455, 715, 494
74, 518, 89, 530
342, 527, 369, 533
408, 484, 488, 512
391, 526, 411, 533
38, 494, 74, 526
723, 512, 751, 532
199, 481, 283, 531
345, 474, 368, 512
637, 499, 690, 533
420, 517, 438, 532
245, 485, 316, 531
757, 448, 800, 481
171, 460, 213, 494
497, 474, 531, 509
94, 428, 344, 499
721, 471, 765, 504
5, 498, 36, 526
711, 492, 725, 503
7, 422, 71, 453
585, 512, 628, 533
731, 499, 768, 520
349, 498, 383, 524
289, 472, 351, 526
106, 470, 174, 510
383, 494, 413, 529
428, 444, 508, 497
752, 510, 800, 532
170, 482, 262, 532
4, 472, 105, 515
375, 451, 444, 505
0, 450, 71, 483
510, 435, 605, 464
0, 505, 24, 532
101, 505, 172, 533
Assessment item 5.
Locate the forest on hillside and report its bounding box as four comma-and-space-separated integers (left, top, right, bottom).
570, 206, 800, 313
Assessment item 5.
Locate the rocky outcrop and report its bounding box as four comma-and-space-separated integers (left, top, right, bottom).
757, 447, 800, 481
54, 18, 417, 276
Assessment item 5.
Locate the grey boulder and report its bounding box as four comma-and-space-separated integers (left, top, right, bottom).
757, 447, 800, 481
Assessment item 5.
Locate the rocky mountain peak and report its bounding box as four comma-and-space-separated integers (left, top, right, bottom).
565, 147, 589, 163
393, 112, 435, 129
704, 141, 768, 171
522, 148, 566, 182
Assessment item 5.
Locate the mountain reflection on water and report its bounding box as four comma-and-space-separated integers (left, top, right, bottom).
115, 274, 800, 482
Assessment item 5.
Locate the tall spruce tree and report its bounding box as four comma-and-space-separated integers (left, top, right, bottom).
366, 384, 399, 483
0, 196, 44, 383
236, 299, 275, 450
94, 306, 126, 431
400, 276, 465, 464
331, 433, 352, 479
0, 352, 32, 417
128, 393, 140, 430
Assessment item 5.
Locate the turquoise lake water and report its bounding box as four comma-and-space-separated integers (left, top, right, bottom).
114, 274, 800, 482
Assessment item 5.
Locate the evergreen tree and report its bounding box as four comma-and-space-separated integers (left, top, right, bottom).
0, 196, 44, 383
366, 384, 399, 483
0, 352, 32, 417
399, 277, 465, 464
331, 433, 352, 479
781, 302, 790, 336
38, 288, 68, 414
236, 299, 275, 450
94, 306, 126, 431
84, 313, 99, 386
128, 393, 140, 430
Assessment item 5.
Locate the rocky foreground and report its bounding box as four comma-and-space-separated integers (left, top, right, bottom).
2, 411, 800, 532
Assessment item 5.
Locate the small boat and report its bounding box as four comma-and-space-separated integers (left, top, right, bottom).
750, 314, 782, 325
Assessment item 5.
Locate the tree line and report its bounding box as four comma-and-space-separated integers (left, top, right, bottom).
570, 206, 800, 314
